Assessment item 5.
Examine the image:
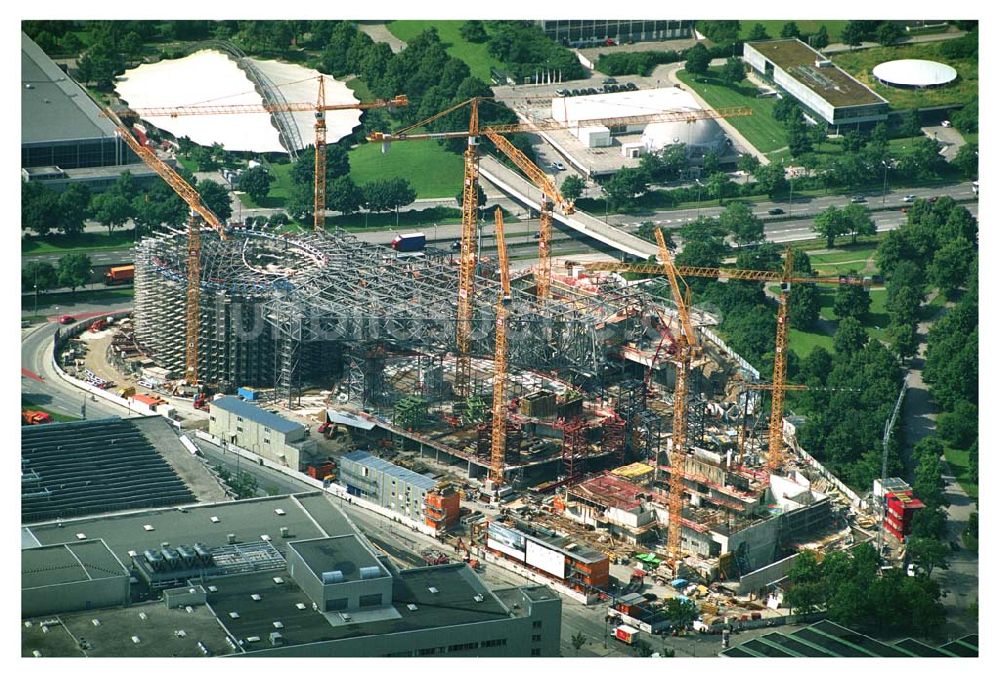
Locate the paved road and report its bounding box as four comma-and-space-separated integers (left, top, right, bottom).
21, 315, 129, 420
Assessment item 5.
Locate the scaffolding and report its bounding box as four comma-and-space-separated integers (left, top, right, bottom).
134, 228, 670, 400
602, 414, 627, 466
559, 417, 590, 481
612, 379, 647, 452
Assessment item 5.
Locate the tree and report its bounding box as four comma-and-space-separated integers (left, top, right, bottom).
706, 171, 734, 204
876, 21, 904, 46
738, 153, 760, 174
57, 252, 92, 293
195, 180, 233, 223
459, 20, 488, 43
899, 109, 922, 137
889, 320, 919, 359
787, 115, 814, 157
752, 162, 789, 199
813, 205, 848, 248
748, 23, 769, 41
90, 191, 134, 235
290, 144, 351, 189
784, 551, 825, 613
632, 639, 655, 657
834, 316, 868, 355
772, 95, 800, 124
937, 400, 978, 449
237, 166, 271, 204
663, 597, 699, 627
56, 183, 91, 236
22, 261, 58, 293
328, 176, 364, 215
364, 178, 416, 214
952, 101, 977, 134
455, 183, 487, 209
719, 201, 764, 248
929, 237, 974, 297
21, 181, 60, 236
570, 631, 587, 654
840, 21, 866, 48
683, 43, 711, 76
603, 167, 649, 210
721, 57, 745, 85
907, 538, 949, 576
560, 175, 585, 202
842, 203, 876, 244
780, 22, 801, 39
790, 284, 821, 330
833, 281, 871, 321
812, 25, 830, 49
952, 143, 978, 179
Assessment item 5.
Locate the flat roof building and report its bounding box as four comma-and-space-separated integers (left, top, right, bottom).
537, 20, 693, 46
743, 39, 889, 128
209, 396, 316, 470
21, 32, 137, 171
23, 492, 562, 657
22, 539, 130, 617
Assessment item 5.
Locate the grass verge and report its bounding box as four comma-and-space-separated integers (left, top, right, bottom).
386, 21, 496, 82
944, 446, 978, 500
675, 68, 788, 154
20, 397, 81, 422
22, 230, 138, 256
738, 21, 850, 41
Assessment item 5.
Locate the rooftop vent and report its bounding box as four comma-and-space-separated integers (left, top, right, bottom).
322, 570, 345, 584
339, 613, 352, 622
359, 566, 382, 580
207, 585, 218, 593
143, 524, 155, 531
138, 612, 147, 620
272, 621, 284, 629
227, 534, 237, 544
75, 533, 86, 540
473, 594, 485, 603
407, 603, 418, 611
250, 594, 261, 602
274, 508, 286, 516
210, 516, 220, 523
229, 612, 240, 619
279, 527, 290, 538
261, 534, 271, 542
272, 577, 284, 585
91, 619, 100, 627
246, 635, 260, 643
428, 587, 439, 594
295, 603, 307, 610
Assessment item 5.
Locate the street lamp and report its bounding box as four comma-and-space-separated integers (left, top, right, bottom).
881, 160, 890, 206
695, 179, 703, 218
788, 172, 795, 207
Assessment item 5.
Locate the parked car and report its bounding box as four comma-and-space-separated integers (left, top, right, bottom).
533, 231, 542, 239
902, 194, 916, 202
550, 161, 566, 171
450, 240, 461, 251
602, 77, 618, 85
767, 207, 785, 215
555, 88, 569, 97
58, 315, 75, 325
942, 120, 951, 127
625, 82, 639, 91
850, 195, 867, 203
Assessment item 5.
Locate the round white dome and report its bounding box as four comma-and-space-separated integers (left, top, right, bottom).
642, 118, 726, 155
872, 59, 957, 88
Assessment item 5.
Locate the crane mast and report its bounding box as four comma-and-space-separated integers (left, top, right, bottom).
489, 207, 512, 487
767, 248, 796, 471
314, 76, 326, 232
455, 99, 481, 399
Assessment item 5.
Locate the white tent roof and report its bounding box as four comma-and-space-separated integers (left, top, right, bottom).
872, 59, 957, 87
550, 87, 702, 125
115, 50, 360, 153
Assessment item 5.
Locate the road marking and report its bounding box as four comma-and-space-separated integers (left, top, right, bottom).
21, 367, 44, 383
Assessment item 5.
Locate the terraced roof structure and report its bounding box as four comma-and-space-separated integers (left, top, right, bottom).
21, 418, 196, 523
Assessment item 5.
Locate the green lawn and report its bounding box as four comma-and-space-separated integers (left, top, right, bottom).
675, 68, 788, 154
349, 139, 464, 199
327, 204, 518, 231
944, 446, 978, 500
810, 245, 879, 275
739, 21, 850, 41
22, 230, 138, 255
387, 21, 496, 82
832, 42, 978, 110
788, 326, 835, 356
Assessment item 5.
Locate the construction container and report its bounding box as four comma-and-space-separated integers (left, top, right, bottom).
237, 386, 260, 401
613, 624, 639, 645
519, 390, 556, 418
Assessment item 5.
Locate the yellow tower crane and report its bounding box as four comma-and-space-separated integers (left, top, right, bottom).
489, 207, 513, 488
368, 98, 750, 397
571, 247, 867, 472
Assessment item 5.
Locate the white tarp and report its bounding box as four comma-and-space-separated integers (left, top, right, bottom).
115, 50, 360, 153
525, 538, 566, 579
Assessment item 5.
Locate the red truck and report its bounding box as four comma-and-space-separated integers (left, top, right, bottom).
105, 265, 135, 285
22, 410, 53, 425
612, 624, 639, 645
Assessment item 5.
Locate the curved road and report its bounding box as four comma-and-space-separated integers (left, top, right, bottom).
21, 308, 133, 420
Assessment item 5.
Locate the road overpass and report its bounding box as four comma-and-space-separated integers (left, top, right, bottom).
479, 155, 659, 260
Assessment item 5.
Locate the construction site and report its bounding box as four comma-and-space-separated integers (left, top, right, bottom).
64, 78, 880, 617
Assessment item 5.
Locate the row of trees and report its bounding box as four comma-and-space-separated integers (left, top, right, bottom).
784, 543, 945, 638
22, 170, 234, 239
23, 253, 93, 294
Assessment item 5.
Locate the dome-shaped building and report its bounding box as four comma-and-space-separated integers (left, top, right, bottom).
641, 117, 729, 158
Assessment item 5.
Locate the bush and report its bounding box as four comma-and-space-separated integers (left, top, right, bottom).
596, 50, 681, 76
